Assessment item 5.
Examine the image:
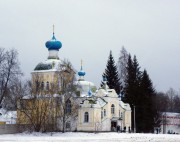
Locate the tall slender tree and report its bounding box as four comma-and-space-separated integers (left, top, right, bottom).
123, 54, 134, 103
124, 54, 158, 132
117, 46, 128, 88
124, 54, 142, 132
102, 51, 121, 94
139, 69, 156, 132
166, 88, 177, 112
124, 55, 142, 104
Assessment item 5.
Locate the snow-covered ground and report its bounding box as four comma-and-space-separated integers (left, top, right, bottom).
0, 132, 180, 142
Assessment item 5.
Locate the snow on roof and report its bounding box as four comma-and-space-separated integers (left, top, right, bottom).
95, 89, 108, 97
119, 101, 131, 111
32, 59, 63, 73
75, 80, 95, 87
80, 93, 96, 97
22, 95, 33, 99
162, 112, 180, 117
95, 97, 107, 107
95, 88, 118, 98
22, 94, 62, 99
123, 103, 131, 111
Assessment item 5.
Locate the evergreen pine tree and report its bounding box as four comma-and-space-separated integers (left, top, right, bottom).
124, 55, 142, 132
102, 51, 121, 94
139, 69, 156, 132
123, 54, 134, 103
132, 56, 143, 133
121, 53, 158, 133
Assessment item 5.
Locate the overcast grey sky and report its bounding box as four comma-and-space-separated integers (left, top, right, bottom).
0, 0, 180, 92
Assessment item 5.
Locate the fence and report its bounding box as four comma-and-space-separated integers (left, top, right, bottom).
0, 124, 30, 134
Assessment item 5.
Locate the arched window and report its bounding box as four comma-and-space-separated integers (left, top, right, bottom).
36, 81, 39, 91
101, 111, 103, 119
104, 109, 106, 116
46, 81, 49, 90
84, 112, 89, 123
111, 104, 115, 114
66, 100, 71, 113
66, 122, 71, 129
41, 82, 44, 90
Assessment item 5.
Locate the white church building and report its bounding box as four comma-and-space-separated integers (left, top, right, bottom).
76, 64, 131, 132
20, 28, 132, 132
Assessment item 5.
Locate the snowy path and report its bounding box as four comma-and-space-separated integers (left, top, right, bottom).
0, 132, 179, 142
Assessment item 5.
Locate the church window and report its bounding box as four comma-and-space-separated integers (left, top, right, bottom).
66, 100, 71, 113
36, 81, 39, 92
101, 111, 103, 119
46, 81, 49, 90
104, 109, 106, 116
66, 122, 71, 129
111, 104, 115, 114
84, 112, 89, 123
41, 82, 44, 90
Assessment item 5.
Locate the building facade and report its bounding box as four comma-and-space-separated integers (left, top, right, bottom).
160, 112, 180, 134
17, 29, 131, 132
77, 89, 131, 132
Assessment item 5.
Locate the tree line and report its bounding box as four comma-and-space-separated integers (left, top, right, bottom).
102, 47, 180, 133
156, 88, 180, 113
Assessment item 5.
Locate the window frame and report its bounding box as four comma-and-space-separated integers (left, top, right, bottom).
66, 122, 71, 129
84, 112, 89, 123
41, 82, 44, 90
101, 111, 103, 119
46, 81, 49, 90
66, 100, 71, 113
111, 104, 115, 114
104, 109, 106, 116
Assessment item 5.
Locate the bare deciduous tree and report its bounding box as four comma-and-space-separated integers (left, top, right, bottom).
166, 88, 177, 112
3, 79, 27, 110
17, 75, 53, 132
17, 59, 79, 132
117, 46, 128, 88
0, 48, 22, 108
56, 59, 79, 133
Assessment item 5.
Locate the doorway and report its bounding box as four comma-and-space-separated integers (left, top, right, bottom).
111, 121, 117, 131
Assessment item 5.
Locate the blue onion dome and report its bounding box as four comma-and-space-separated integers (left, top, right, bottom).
45, 33, 62, 50
88, 89, 92, 97
78, 66, 86, 76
